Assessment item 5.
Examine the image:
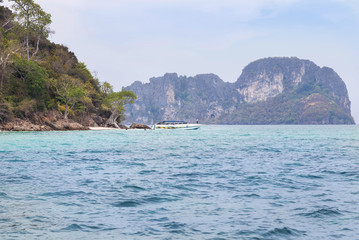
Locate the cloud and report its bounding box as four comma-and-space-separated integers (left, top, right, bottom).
32, 0, 299, 21
34, 0, 298, 7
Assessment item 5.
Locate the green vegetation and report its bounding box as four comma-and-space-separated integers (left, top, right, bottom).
0, 1, 136, 126
102, 88, 137, 127
220, 82, 353, 124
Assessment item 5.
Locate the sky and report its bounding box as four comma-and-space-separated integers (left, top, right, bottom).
3, 0, 359, 122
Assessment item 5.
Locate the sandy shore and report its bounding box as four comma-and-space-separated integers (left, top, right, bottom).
89, 127, 122, 130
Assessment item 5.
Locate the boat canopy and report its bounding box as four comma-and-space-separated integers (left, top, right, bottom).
157, 121, 188, 125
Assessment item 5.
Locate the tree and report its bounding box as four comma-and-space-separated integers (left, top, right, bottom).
100, 81, 113, 95
52, 74, 87, 120
103, 90, 137, 128
12, 56, 47, 98
10, 0, 51, 61
0, 38, 21, 89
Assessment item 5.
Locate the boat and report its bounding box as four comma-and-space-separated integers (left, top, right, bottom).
153, 121, 200, 130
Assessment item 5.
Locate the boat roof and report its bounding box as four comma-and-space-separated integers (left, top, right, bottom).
163, 120, 186, 123
158, 120, 187, 124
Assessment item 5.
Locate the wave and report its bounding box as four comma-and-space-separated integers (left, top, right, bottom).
79, 179, 95, 186
262, 226, 305, 238
58, 223, 107, 232
123, 185, 146, 191
242, 193, 260, 198
40, 191, 88, 197
299, 174, 323, 179
322, 170, 359, 177
139, 170, 157, 175
161, 221, 187, 234
300, 208, 342, 218
112, 194, 181, 208
0, 218, 11, 223
2, 175, 34, 184
112, 200, 141, 207
56, 202, 84, 207
0, 192, 9, 199
172, 172, 203, 178
60, 224, 83, 231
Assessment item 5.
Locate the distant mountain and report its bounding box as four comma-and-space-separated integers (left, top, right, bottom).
124, 57, 354, 125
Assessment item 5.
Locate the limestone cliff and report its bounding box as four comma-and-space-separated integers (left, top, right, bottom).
124, 57, 354, 125
125, 73, 237, 124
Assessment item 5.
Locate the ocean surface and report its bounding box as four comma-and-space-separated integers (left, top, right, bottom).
1, 125, 359, 240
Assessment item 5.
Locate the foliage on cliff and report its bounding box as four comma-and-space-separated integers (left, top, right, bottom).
0, 1, 135, 126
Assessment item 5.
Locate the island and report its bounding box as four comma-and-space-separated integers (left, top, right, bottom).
124, 57, 354, 125
0, 3, 137, 131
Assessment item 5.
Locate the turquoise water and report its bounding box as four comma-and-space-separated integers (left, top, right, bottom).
1, 125, 359, 239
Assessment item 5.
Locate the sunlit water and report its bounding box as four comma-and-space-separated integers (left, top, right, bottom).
1, 125, 359, 239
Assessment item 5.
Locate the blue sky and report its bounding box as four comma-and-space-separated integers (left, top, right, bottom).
3, 0, 359, 121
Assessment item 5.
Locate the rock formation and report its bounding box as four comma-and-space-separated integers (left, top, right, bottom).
124, 57, 354, 125
0, 111, 89, 131
129, 123, 151, 130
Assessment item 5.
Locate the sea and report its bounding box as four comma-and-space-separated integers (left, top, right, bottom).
0, 125, 359, 240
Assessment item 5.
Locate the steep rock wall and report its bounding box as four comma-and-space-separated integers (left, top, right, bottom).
124, 57, 354, 125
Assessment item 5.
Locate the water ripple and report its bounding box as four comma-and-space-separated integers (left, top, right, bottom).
1, 125, 359, 239
262, 226, 306, 238
300, 208, 343, 218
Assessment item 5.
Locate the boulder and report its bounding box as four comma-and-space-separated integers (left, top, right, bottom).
0, 111, 89, 131
45, 119, 89, 131
129, 123, 151, 130
103, 122, 128, 129
1, 118, 42, 131
118, 124, 129, 130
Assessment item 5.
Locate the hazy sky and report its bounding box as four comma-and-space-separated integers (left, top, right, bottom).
3, 0, 359, 122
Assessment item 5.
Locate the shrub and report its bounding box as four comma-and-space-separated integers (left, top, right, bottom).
12, 57, 48, 98
13, 98, 37, 118
0, 101, 13, 123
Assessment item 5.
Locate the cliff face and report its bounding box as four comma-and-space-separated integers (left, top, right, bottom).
235, 58, 313, 103
125, 73, 238, 124
124, 57, 354, 125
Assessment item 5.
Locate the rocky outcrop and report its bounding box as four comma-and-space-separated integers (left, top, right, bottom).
234, 58, 314, 103
125, 73, 238, 124
234, 58, 351, 113
0, 110, 148, 131
80, 113, 108, 128
44, 119, 88, 131
0, 111, 89, 131
1, 118, 48, 131
0, 118, 88, 131
118, 124, 129, 130
298, 93, 351, 124
129, 123, 151, 130
124, 57, 354, 125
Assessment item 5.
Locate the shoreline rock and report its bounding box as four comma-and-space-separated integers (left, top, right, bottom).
0, 111, 153, 132
45, 119, 89, 131
0, 118, 88, 131
129, 123, 151, 130
118, 124, 129, 130
0, 111, 89, 132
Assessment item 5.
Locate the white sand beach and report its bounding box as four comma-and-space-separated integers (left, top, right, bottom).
89, 127, 122, 130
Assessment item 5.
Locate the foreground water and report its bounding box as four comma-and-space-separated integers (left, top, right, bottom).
1, 125, 359, 239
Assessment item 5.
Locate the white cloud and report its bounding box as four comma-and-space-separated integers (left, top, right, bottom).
32, 0, 299, 20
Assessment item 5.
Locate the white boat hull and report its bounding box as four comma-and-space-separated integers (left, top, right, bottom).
154, 124, 200, 130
